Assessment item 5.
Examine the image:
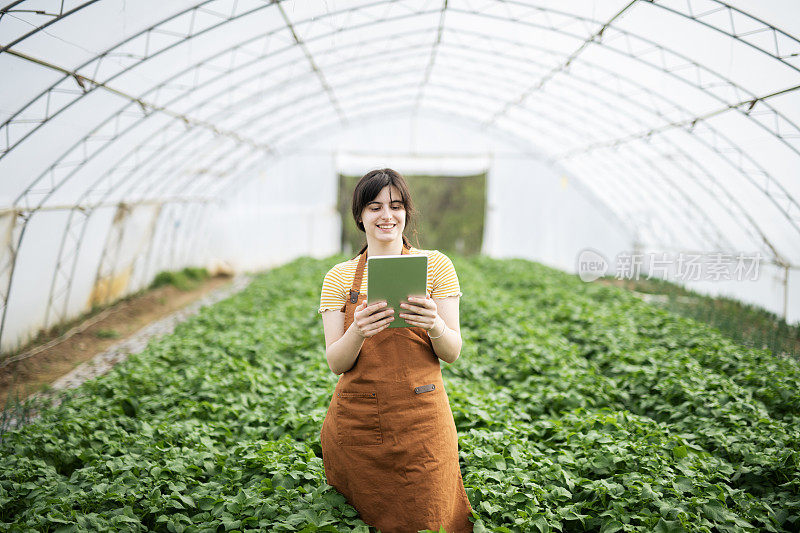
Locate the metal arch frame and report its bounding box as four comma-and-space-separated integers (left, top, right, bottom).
452, 74, 736, 249
647, 0, 800, 73
274, 0, 347, 125
130, 38, 756, 235
44, 204, 90, 327
0, 0, 284, 162
261, 87, 716, 251
185, 100, 647, 253
425, 48, 743, 235
206, 90, 662, 242
478, 70, 751, 251
51, 36, 780, 278
8, 14, 443, 212
139, 11, 791, 256
202, 100, 636, 245
502, 98, 730, 250
257, 77, 724, 251
446, 24, 800, 159
1, 16, 788, 262
1, 0, 800, 344
478, 0, 800, 129
5, 0, 799, 241
0, 0, 447, 166
441, 8, 800, 243
264, 74, 776, 256
9, 15, 792, 266
264, 29, 792, 260
428, 35, 796, 261
4, 0, 799, 180
0, 12, 443, 340
253, 29, 791, 259
115, 56, 432, 204
240, 102, 784, 262
43, 185, 232, 329
480, 0, 640, 128
4, 0, 796, 75
31, 42, 442, 330
109, 32, 438, 194
412, 0, 448, 116
18, 33, 455, 231
43, 196, 214, 328
218, 102, 652, 245
212, 37, 768, 249
0, 1, 100, 54
138, 81, 494, 204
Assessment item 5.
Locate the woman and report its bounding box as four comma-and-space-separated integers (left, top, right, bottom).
318, 168, 473, 532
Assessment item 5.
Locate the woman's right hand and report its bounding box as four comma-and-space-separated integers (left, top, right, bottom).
352, 300, 394, 338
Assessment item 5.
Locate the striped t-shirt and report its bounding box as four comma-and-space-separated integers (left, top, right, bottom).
318, 246, 462, 314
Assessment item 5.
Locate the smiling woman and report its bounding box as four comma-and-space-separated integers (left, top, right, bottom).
351, 168, 416, 256
317, 168, 473, 532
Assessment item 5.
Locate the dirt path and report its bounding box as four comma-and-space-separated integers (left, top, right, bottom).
0, 276, 234, 411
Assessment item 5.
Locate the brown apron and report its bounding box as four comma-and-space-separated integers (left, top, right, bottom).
320, 244, 473, 532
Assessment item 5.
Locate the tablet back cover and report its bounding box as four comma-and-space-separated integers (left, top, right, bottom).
367, 255, 428, 328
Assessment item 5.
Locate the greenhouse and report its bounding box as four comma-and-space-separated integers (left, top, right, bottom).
0, 0, 798, 531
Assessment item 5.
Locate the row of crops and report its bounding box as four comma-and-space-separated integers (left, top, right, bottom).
1, 255, 799, 531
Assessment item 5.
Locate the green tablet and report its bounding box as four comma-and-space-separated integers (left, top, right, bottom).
367, 254, 428, 328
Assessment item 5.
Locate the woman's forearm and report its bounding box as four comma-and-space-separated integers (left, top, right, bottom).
429, 317, 462, 364
326, 322, 366, 375
327, 317, 461, 373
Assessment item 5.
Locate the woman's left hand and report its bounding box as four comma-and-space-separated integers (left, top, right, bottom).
399, 296, 441, 332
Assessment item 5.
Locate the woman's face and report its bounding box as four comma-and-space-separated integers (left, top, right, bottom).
360, 184, 406, 245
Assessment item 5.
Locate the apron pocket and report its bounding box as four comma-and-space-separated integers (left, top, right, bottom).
336, 391, 383, 446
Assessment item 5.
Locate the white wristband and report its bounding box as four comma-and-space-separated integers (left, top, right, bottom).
428, 318, 446, 339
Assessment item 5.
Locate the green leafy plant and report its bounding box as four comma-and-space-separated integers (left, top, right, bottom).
95, 329, 121, 340
603, 275, 800, 358
150, 267, 210, 291
0, 255, 797, 531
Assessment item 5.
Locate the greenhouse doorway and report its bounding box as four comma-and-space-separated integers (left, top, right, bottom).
337, 172, 487, 257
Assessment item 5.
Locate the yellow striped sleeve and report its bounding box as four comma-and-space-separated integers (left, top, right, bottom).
319, 262, 351, 314
318, 248, 460, 314
429, 250, 462, 299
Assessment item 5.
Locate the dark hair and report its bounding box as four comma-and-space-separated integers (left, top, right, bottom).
352, 168, 419, 256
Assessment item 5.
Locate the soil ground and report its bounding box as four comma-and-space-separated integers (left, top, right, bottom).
0, 276, 232, 411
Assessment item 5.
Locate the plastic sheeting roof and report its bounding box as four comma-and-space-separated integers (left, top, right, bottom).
1, 1, 799, 261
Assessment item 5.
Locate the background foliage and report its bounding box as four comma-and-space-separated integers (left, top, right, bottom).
338, 173, 486, 256
0, 255, 798, 531
603, 276, 800, 359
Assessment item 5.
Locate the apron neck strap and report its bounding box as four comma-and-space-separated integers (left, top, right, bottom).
349, 251, 367, 303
